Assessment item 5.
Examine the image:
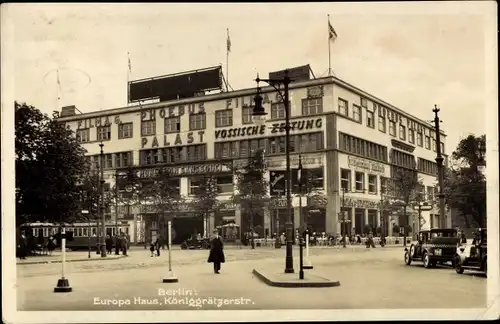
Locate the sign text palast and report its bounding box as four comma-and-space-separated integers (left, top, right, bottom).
215, 118, 322, 140
138, 162, 231, 178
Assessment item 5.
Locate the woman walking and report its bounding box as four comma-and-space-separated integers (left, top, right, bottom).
207, 230, 225, 274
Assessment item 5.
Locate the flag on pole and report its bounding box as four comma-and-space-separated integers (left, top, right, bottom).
227, 29, 231, 53
56, 69, 61, 101
328, 21, 337, 43
127, 52, 132, 73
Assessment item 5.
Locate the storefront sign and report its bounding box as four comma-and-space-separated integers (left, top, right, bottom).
347, 156, 385, 174
214, 118, 322, 140
267, 153, 323, 169
343, 197, 379, 209
141, 131, 205, 149
138, 162, 232, 178
77, 115, 122, 129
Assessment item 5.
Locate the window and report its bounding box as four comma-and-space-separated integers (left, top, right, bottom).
164, 117, 180, 134
340, 169, 351, 191
76, 129, 90, 142
378, 115, 386, 133
302, 98, 323, 115
425, 135, 431, 149
141, 120, 155, 136
115, 152, 131, 168
368, 175, 377, 194
215, 110, 233, 127
338, 132, 388, 162
242, 107, 253, 124
417, 131, 423, 147
217, 175, 233, 194
189, 177, 203, 195
367, 111, 375, 128
185, 145, 206, 162
360, 97, 368, 108
353, 105, 362, 122
271, 103, 287, 119
391, 149, 415, 169
355, 172, 364, 192
97, 125, 111, 141
408, 129, 415, 144
116, 123, 132, 139
432, 138, 436, 152
105, 154, 113, 169
338, 98, 348, 116
427, 186, 434, 202
440, 142, 445, 154
189, 113, 206, 130
399, 125, 406, 140
380, 177, 388, 195
388, 121, 396, 137
417, 158, 438, 175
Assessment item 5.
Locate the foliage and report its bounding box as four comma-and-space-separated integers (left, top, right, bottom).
189, 175, 221, 227
141, 168, 184, 222
15, 102, 89, 225
231, 149, 270, 233
442, 134, 486, 228
363, 224, 372, 234
392, 224, 400, 235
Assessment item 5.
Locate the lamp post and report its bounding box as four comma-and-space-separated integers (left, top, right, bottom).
253, 71, 294, 273
99, 142, 107, 257
340, 188, 348, 248
432, 105, 446, 228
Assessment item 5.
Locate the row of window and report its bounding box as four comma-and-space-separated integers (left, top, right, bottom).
337, 97, 445, 153
76, 98, 324, 143
89, 151, 132, 169
189, 175, 234, 195
340, 169, 382, 194
417, 158, 438, 175
214, 132, 324, 159
140, 145, 207, 165
391, 150, 416, 169
338, 132, 388, 163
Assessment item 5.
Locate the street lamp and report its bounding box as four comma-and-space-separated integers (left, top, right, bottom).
99, 142, 107, 257
432, 105, 446, 228
337, 188, 349, 248
253, 71, 294, 274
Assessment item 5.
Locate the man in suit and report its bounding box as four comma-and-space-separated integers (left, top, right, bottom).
207, 229, 225, 274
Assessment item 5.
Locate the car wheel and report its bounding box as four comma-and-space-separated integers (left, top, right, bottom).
180, 243, 187, 250
404, 251, 412, 265
423, 252, 431, 268
455, 261, 464, 274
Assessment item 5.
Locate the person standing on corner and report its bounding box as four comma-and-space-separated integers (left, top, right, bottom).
207, 229, 225, 274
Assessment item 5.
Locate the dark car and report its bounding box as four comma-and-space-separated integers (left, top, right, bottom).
404, 228, 459, 268
454, 228, 487, 276
180, 237, 210, 250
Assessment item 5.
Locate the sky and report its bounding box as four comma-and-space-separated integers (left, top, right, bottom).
2, 2, 496, 153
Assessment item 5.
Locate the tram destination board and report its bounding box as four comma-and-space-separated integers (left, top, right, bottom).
128, 66, 222, 103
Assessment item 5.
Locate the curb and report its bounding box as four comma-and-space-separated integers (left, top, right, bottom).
252, 269, 341, 288
17, 255, 128, 265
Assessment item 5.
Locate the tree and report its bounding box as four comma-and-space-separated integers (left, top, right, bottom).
142, 169, 184, 242
442, 134, 486, 228
232, 149, 270, 249
386, 169, 425, 244
15, 102, 88, 225
189, 175, 221, 237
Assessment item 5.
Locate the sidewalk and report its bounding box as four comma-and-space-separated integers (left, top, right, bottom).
16, 251, 127, 265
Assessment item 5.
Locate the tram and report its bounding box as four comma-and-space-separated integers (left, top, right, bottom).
19, 221, 131, 250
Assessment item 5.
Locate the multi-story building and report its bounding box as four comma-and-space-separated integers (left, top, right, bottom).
58, 74, 450, 244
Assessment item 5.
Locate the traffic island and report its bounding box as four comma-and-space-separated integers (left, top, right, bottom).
252, 269, 340, 288
17, 254, 127, 265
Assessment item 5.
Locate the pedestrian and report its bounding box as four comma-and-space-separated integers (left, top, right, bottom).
149, 240, 155, 257
155, 237, 161, 257
115, 235, 121, 255
121, 234, 128, 256
207, 229, 225, 274
18, 233, 27, 260
47, 236, 55, 255
105, 235, 113, 254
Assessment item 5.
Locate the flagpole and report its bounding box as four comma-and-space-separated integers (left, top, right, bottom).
226, 28, 230, 91
127, 52, 131, 105
56, 69, 61, 110
328, 14, 332, 76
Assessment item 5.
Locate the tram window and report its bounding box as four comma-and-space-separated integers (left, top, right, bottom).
125, 227, 129, 235
82, 228, 88, 236
92, 228, 97, 236
33, 228, 38, 236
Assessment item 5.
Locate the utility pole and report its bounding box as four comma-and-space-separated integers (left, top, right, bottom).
99, 143, 107, 257
433, 105, 446, 228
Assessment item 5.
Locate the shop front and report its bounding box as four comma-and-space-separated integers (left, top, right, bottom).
341, 197, 380, 236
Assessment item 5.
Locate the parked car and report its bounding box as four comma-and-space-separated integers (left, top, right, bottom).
180, 237, 210, 250
404, 228, 459, 268
454, 228, 487, 276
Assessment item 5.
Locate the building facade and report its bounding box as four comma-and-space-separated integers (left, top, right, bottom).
58, 75, 450, 243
